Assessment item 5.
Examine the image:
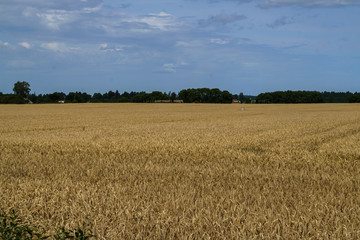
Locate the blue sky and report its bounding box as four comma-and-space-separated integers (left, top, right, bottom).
0, 0, 359, 95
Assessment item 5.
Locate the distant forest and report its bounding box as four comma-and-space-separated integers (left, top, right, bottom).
256, 91, 360, 103
1, 81, 360, 104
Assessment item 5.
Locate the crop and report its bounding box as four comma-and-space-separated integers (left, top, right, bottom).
0, 103, 359, 239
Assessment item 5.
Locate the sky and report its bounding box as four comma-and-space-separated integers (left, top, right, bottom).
0, 0, 359, 95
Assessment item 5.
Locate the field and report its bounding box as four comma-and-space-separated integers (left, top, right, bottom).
1, 103, 359, 239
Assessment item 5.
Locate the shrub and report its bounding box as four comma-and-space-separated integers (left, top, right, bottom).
0, 210, 95, 240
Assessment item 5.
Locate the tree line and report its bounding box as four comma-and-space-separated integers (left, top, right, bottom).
1, 81, 360, 104
256, 91, 324, 103
256, 90, 360, 103
178, 88, 233, 103
0, 81, 241, 104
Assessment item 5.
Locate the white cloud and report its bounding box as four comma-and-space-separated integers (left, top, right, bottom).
0, 41, 14, 49
19, 42, 31, 49
3, 0, 103, 10
82, 3, 103, 13
99, 43, 126, 52
41, 42, 68, 52
162, 61, 189, 73
0, 41, 10, 47
99, 43, 108, 49
21, 3, 102, 30
163, 63, 177, 72
176, 41, 206, 48
36, 9, 77, 30
210, 38, 229, 45
156, 12, 172, 17
4, 1, 181, 41
207, 0, 360, 8
259, 0, 360, 8
125, 12, 181, 31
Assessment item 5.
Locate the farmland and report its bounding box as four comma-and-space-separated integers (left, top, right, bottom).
0, 103, 359, 239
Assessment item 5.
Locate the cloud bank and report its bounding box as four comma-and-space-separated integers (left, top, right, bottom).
259, 0, 360, 8
0, 0, 359, 94
209, 0, 360, 8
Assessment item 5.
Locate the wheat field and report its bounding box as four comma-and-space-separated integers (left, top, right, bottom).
0, 103, 359, 239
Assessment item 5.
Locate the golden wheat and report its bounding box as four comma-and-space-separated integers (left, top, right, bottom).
0, 103, 359, 239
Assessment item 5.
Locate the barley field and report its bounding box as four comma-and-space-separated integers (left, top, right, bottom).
0, 103, 359, 239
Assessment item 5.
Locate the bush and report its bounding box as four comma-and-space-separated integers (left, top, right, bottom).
0, 210, 95, 240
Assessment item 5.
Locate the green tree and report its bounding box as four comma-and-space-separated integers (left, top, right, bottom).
92, 93, 104, 103
65, 92, 91, 103
150, 91, 167, 101
348, 93, 360, 103
0, 94, 26, 104
13, 81, 31, 98
239, 92, 245, 102
170, 92, 177, 101
133, 92, 149, 103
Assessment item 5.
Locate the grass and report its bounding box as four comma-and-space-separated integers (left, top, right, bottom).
0, 103, 359, 239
